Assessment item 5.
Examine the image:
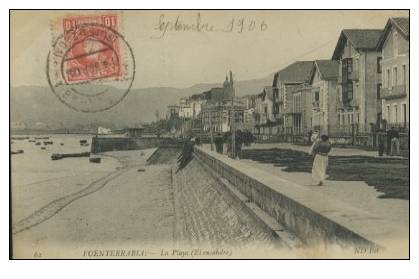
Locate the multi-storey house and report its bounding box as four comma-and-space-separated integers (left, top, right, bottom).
254, 86, 275, 135
309, 60, 339, 134
332, 29, 383, 133
272, 61, 314, 138
376, 17, 409, 130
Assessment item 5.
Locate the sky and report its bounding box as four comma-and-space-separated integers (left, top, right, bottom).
10, 10, 408, 89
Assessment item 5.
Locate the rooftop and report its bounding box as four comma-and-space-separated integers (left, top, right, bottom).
277, 61, 314, 84
377, 17, 409, 50
314, 60, 339, 80
332, 29, 383, 59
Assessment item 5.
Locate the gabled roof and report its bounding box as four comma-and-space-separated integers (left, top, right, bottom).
377, 17, 409, 50
276, 61, 314, 84
332, 29, 382, 59
310, 60, 339, 83
262, 86, 274, 101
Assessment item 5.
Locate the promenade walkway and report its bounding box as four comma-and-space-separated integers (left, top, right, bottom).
200, 143, 409, 257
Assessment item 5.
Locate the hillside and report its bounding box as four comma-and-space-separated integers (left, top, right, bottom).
10, 74, 273, 130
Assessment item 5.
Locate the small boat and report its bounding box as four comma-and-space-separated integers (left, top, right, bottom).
51, 154, 64, 160
50, 152, 90, 160
11, 136, 30, 140
11, 150, 24, 155
89, 157, 101, 163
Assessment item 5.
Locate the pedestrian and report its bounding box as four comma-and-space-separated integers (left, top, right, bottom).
378, 133, 385, 157
224, 132, 232, 156
310, 134, 332, 186
235, 130, 244, 159
389, 127, 400, 156
386, 128, 392, 155
307, 130, 313, 144
214, 133, 223, 154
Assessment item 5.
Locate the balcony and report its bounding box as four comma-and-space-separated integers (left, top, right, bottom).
381, 85, 407, 100
338, 71, 359, 84
337, 99, 358, 110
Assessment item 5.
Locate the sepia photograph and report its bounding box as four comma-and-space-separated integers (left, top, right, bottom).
9, 9, 410, 259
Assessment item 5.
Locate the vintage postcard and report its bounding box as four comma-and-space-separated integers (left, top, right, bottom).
10, 10, 409, 259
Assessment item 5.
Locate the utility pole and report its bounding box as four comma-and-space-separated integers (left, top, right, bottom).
209, 110, 214, 151
230, 70, 236, 159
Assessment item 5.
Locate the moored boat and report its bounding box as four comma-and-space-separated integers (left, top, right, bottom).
89, 157, 101, 163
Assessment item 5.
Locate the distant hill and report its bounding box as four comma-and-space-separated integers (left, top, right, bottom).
10, 74, 273, 130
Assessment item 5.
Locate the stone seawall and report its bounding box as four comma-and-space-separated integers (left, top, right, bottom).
193, 146, 379, 248
91, 137, 183, 153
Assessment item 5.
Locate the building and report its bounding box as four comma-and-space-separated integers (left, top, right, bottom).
167, 95, 206, 120
376, 17, 409, 130
124, 126, 145, 137
289, 84, 312, 138
254, 86, 275, 135
332, 29, 383, 133
167, 104, 180, 118
309, 60, 339, 134
273, 61, 314, 137
201, 72, 245, 133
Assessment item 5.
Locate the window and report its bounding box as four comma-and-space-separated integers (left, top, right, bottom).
394, 104, 398, 123
393, 67, 398, 86
402, 103, 407, 126
347, 59, 353, 73
386, 68, 390, 88
402, 65, 407, 86
347, 82, 353, 100
377, 57, 382, 73
377, 83, 381, 99
386, 105, 391, 121
393, 32, 398, 56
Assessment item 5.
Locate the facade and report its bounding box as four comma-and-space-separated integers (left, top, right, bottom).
167, 95, 206, 119
167, 104, 180, 118
254, 87, 276, 135
377, 17, 409, 130
273, 61, 314, 136
332, 29, 383, 133
289, 84, 312, 136
201, 72, 245, 133
309, 60, 339, 134
201, 102, 245, 133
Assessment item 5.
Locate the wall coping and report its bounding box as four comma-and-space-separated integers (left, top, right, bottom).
194, 146, 407, 248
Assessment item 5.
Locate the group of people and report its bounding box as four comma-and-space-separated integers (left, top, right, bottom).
213, 130, 254, 159
378, 126, 401, 156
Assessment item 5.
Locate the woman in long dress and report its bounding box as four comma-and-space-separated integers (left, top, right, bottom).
310, 134, 332, 186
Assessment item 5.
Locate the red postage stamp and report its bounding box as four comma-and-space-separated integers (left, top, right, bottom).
47, 12, 135, 112
61, 14, 122, 83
